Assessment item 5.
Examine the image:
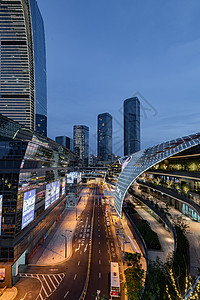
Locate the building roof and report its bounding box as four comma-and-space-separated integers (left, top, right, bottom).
114, 132, 200, 217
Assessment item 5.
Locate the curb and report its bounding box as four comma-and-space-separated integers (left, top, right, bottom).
11, 287, 18, 300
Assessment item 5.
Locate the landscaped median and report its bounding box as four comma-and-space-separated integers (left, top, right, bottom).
124, 201, 161, 250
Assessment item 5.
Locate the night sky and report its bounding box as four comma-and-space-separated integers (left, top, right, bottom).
37, 0, 200, 156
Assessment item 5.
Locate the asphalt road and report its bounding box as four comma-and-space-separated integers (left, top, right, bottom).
85, 186, 120, 300
16, 187, 95, 300
15, 184, 123, 300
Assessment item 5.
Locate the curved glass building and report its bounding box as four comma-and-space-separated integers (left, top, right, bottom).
107, 133, 200, 219
0, 0, 47, 136
0, 114, 76, 287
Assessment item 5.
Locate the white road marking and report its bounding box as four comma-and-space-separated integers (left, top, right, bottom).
78, 261, 80, 266
98, 235, 100, 237
74, 274, 77, 280
53, 275, 59, 285
99, 273, 101, 278
99, 260, 101, 265
64, 291, 69, 298
99, 250, 100, 253
48, 274, 56, 289
84, 244, 88, 252
75, 244, 80, 252
80, 250, 82, 254
99, 241, 100, 245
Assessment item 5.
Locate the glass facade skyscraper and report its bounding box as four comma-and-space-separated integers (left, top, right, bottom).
124, 97, 140, 156
73, 125, 89, 166
0, 0, 47, 136
55, 136, 73, 151
97, 113, 112, 161
0, 114, 76, 287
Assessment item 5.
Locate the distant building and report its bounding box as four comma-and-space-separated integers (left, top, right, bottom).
89, 154, 96, 166
124, 97, 140, 156
73, 125, 89, 166
55, 136, 73, 151
0, 0, 47, 136
97, 113, 112, 161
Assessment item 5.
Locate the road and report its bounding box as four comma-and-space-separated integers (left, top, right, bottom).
15, 184, 123, 300
85, 186, 122, 300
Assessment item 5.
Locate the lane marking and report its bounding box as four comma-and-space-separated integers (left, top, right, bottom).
64, 291, 69, 298
99, 259, 101, 265
74, 274, 77, 280
99, 250, 100, 254
75, 244, 80, 252
78, 261, 80, 266
99, 273, 101, 278
84, 244, 88, 252
48, 274, 56, 289
53, 275, 59, 285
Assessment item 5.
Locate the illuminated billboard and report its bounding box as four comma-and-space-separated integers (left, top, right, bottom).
67, 172, 81, 184
67, 172, 74, 184
77, 172, 82, 183
0, 195, 2, 235
45, 180, 60, 210
62, 178, 66, 196
22, 189, 36, 229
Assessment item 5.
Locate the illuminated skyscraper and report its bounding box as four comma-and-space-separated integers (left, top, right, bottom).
124, 97, 140, 156
73, 125, 89, 166
97, 113, 112, 161
0, 0, 47, 136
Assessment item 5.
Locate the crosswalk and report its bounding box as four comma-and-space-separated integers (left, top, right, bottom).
18, 273, 65, 300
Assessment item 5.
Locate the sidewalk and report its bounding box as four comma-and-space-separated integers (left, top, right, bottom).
0, 287, 17, 300
30, 190, 89, 265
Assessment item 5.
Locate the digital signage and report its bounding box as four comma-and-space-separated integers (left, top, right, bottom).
0, 195, 2, 235
77, 172, 82, 183
22, 189, 36, 229
62, 178, 66, 196
67, 172, 74, 184
45, 180, 60, 210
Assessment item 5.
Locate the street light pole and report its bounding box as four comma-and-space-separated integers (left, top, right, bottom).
62, 229, 72, 258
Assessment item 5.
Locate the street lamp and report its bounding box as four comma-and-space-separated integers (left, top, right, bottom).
62, 229, 72, 258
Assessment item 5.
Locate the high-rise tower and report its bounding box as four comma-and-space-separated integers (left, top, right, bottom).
73, 125, 89, 166
97, 113, 112, 161
124, 97, 140, 156
0, 0, 47, 135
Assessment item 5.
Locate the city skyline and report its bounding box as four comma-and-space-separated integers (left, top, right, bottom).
37, 0, 200, 156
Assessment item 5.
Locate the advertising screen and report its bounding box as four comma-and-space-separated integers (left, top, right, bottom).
0, 195, 2, 235
45, 180, 60, 210
62, 178, 66, 196
22, 189, 36, 229
54, 180, 60, 204
67, 172, 74, 184
0, 268, 5, 282
77, 172, 82, 183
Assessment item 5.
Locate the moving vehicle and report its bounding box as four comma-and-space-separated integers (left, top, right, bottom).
110, 262, 120, 298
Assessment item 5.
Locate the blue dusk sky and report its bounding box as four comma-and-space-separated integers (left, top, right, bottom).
37, 0, 200, 156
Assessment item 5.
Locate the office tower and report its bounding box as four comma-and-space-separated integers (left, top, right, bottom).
124, 97, 140, 156
55, 136, 73, 151
73, 125, 89, 166
0, 0, 47, 136
97, 113, 112, 161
